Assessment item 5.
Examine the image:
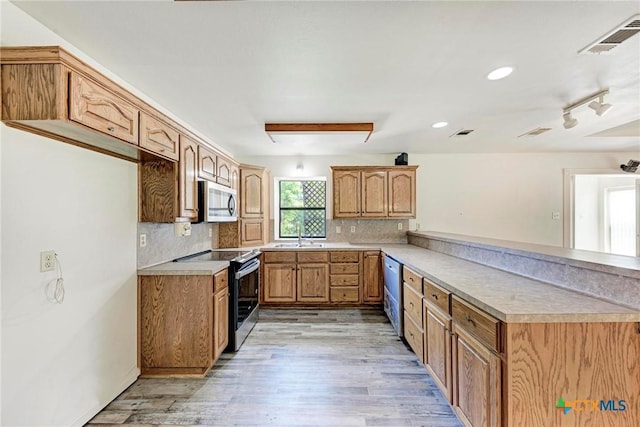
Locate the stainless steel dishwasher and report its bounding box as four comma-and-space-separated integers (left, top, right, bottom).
383, 254, 403, 336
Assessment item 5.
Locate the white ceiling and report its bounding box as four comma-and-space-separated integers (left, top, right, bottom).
6, 0, 640, 157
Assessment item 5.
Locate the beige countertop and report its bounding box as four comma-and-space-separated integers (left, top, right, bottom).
138, 260, 229, 276
378, 244, 640, 323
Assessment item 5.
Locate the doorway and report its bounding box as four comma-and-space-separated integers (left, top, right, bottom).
565, 170, 639, 256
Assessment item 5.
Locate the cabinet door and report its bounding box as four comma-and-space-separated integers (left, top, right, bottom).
198, 145, 217, 182
241, 168, 265, 218
139, 112, 179, 160
230, 163, 239, 192
179, 135, 199, 221
453, 325, 501, 427
213, 287, 229, 361
361, 171, 388, 217
333, 170, 361, 218
263, 263, 296, 302
363, 251, 382, 302
297, 263, 330, 302
388, 169, 416, 218
424, 301, 452, 403
69, 73, 139, 144
139, 275, 212, 369
240, 218, 265, 247
217, 156, 231, 187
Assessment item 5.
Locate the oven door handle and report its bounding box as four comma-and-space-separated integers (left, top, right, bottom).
235, 259, 260, 280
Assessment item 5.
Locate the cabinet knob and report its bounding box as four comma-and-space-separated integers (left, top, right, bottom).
107, 126, 115, 132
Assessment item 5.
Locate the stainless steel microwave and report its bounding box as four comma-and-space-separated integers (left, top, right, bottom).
198, 181, 237, 222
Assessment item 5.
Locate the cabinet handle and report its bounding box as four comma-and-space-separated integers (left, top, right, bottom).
431, 293, 438, 300
465, 315, 475, 325
409, 302, 414, 308
107, 126, 115, 132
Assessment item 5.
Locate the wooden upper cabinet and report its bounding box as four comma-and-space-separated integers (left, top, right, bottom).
217, 156, 231, 187
198, 145, 217, 182
139, 112, 179, 161
388, 169, 416, 218
331, 166, 417, 219
230, 163, 240, 192
241, 168, 265, 218
361, 171, 387, 217
179, 135, 199, 221
333, 170, 361, 218
69, 72, 139, 144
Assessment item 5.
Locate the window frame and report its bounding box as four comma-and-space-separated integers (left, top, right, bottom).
273, 176, 327, 240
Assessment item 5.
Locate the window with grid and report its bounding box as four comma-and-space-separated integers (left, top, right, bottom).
278, 179, 326, 239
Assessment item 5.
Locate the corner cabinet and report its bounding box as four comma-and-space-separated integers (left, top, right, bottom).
331, 166, 417, 219
138, 269, 229, 377
219, 164, 270, 247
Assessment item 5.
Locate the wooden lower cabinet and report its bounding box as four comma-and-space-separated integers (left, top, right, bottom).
263, 263, 296, 302
213, 286, 229, 361
138, 269, 229, 377
297, 263, 329, 302
403, 311, 424, 362
363, 250, 382, 303
452, 325, 501, 427
424, 300, 453, 403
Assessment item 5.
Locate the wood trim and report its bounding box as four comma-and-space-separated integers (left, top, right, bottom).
330, 165, 419, 172
265, 122, 374, 143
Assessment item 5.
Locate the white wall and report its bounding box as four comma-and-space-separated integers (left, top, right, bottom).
1, 3, 138, 425
240, 152, 635, 247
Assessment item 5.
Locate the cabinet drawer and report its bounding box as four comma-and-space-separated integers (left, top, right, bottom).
264, 251, 296, 263
403, 311, 424, 361
214, 269, 228, 293
139, 112, 179, 160
297, 251, 329, 263
330, 275, 359, 287
330, 263, 359, 274
403, 283, 423, 326
330, 287, 359, 303
424, 278, 451, 314
452, 296, 501, 353
330, 251, 359, 263
403, 266, 423, 293
69, 73, 139, 144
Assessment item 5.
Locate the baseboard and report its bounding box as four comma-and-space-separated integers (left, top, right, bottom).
72, 366, 140, 427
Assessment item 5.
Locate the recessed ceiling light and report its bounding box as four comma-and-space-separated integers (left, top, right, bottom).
432, 122, 448, 128
487, 66, 514, 81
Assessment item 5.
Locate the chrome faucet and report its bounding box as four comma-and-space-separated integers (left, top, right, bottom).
297, 222, 303, 246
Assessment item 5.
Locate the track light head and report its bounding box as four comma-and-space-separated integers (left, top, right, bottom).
563, 112, 578, 129
588, 99, 613, 116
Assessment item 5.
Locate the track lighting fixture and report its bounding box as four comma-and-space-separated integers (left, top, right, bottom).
562, 89, 612, 129
563, 112, 578, 129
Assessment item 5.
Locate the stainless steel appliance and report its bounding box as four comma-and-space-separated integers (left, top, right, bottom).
383, 254, 403, 336
198, 180, 237, 222
174, 249, 260, 351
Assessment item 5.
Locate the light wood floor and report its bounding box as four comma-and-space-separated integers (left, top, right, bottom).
88, 309, 462, 427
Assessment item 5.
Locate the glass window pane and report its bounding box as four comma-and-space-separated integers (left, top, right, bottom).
278, 179, 326, 239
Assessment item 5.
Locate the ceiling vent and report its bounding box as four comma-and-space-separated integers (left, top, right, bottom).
450, 129, 474, 137
579, 14, 640, 54
518, 127, 552, 138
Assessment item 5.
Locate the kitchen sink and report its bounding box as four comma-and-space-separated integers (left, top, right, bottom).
274, 242, 325, 248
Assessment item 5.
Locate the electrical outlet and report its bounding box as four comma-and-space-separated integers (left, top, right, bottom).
415, 223, 420, 231
209, 227, 213, 238
40, 250, 55, 272
398, 222, 403, 230
336, 226, 341, 234
139, 234, 147, 247
350, 226, 356, 233
552, 212, 560, 220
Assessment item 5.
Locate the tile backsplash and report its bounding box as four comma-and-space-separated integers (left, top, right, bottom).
270, 219, 408, 243
137, 222, 216, 268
